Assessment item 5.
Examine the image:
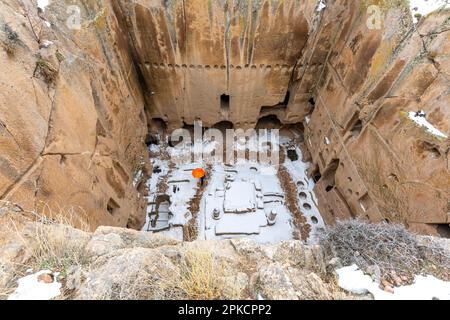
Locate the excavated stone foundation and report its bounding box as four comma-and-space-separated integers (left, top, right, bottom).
0, 0, 449, 237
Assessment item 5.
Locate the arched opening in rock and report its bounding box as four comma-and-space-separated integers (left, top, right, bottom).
322, 159, 339, 192
145, 134, 159, 147
212, 120, 234, 133
351, 120, 363, 137
107, 198, 120, 216
148, 118, 168, 143
255, 115, 282, 130
435, 224, 450, 238
259, 90, 291, 114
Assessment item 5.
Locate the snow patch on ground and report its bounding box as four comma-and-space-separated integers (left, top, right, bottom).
37, 0, 49, 11
142, 158, 169, 232
198, 162, 295, 244
317, 0, 326, 12
224, 181, 257, 213
8, 270, 61, 300
143, 147, 200, 239
337, 264, 450, 300
410, 0, 450, 23
143, 134, 326, 244
407, 111, 448, 139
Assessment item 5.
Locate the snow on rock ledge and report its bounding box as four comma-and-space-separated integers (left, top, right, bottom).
336, 264, 450, 300
8, 270, 61, 300
37, 0, 49, 12
407, 111, 448, 139
410, 0, 450, 23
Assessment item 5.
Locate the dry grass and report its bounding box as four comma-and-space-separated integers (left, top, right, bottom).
34, 58, 59, 84
277, 147, 310, 241
1, 201, 90, 277
23, 225, 88, 277
320, 220, 450, 281
100, 247, 237, 300
184, 165, 212, 242
176, 249, 227, 299
0, 201, 92, 299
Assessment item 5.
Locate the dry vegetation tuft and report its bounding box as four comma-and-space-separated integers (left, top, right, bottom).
0, 201, 92, 299
101, 247, 236, 300
176, 249, 228, 299
34, 57, 58, 84
2, 201, 90, 276
320, 220, 450, 281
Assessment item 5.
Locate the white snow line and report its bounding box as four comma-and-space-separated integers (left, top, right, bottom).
409, 0, 450, 23
336, 264, 450, 300
407, 111, 448, 139
37, 0, 50, 12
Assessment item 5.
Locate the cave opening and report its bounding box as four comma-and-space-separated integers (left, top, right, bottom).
212, 120, 234, 133
255, 115, 282, 130
220, 94, 230, 111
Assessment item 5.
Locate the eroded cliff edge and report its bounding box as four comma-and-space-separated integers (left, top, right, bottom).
0, 0, 449, 235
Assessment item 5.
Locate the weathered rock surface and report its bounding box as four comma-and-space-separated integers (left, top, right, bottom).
0, 0, 448, 241
74, 226, 358, 300
0, 0, 150, 231
115, 0, 317, 130
254, 263, 299, 300
292, 1, 450, 235
85, 226, 179, 257
3, 218, 449, 300
78, 247, 179, 300
0, 219, 354, 300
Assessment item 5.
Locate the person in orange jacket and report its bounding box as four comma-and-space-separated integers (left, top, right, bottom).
192, 168, 206, 186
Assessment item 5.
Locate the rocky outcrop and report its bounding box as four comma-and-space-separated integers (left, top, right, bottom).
0, 0, 448, 236
2, 214, 449, 300
290, 1, 450, 235
0, 215, 352, 300
0, 0, 150, 230
65, 229, 352, 300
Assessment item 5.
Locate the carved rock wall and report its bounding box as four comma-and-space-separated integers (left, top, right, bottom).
294, 0, 450, 235
116, 0, 318, 130
0, 0, 448, 236
0, 0, 150, 230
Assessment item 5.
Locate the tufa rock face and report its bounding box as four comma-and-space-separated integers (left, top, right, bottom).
0, 0, 448, 234
297, 1, 450, 235
0, 0, 150, 230
115, 0, 317, 130
114, 0, 449, 235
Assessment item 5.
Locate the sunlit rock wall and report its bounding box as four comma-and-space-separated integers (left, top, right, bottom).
116, 0, 317, 130
296, 0, 450, 236
0, 0, 150, 230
